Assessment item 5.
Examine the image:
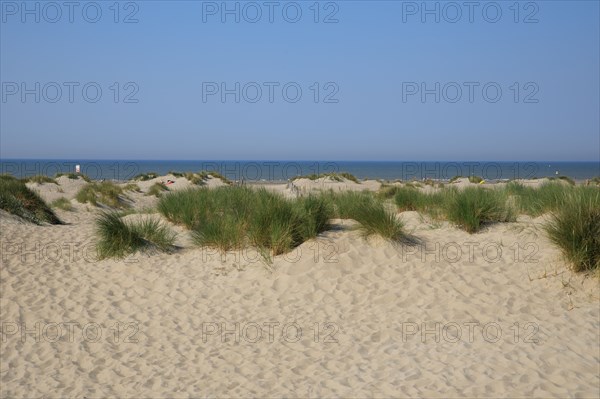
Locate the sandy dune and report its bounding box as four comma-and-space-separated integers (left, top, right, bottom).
1, 178, 599, 398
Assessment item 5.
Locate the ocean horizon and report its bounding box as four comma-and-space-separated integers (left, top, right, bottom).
1, 159, 598, 182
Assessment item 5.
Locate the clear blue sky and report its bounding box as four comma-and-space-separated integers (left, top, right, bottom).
1, 0, 598, 161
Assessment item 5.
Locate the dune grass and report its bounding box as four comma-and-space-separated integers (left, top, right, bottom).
445, 187, 515, 233
377, 184, 401, 199
503, 181, 570, 216
293, 172, 360, 184
170, 171, 216, 185
51, 197, 74, 211
545, 187, 600, 272
197, 171, 232, 184
133, 172, 159, 181
95, 212, 176, 259
187, 173, 207, 186
393, 186, 424, 211
393, 186, 514, 232
167, 171, 208, 185
123, 183, 141, 192
55, 172, 91, 182
160, 187, 405, 253
76, 181, 128, 208
548, 175, 575, 185
326, 191, 406, 241
0, 175, 62, 224
24, 175, 57, 184
392, 186, 455, 219
336, 172, 361, 183
159, 187, 333, 255
392, 183, 593, 233
350, 199, 405, 241
146, 182, 169, 197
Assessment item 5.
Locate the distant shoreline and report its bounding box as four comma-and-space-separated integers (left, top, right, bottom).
1, 160, 599, 181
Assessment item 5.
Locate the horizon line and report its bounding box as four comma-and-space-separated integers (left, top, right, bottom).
1, 158, 599, 163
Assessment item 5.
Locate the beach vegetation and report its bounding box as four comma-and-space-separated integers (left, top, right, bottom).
445, 187, 515, 233
503, 181, 569, 216
196, 171, 232, 184
23, 175, 57, 184
293, 172, 360, 184
123, 183, 141, 192
51, 197, 74, 211
76, 181, 128, 208
159, 187, 332, 255
95, 212, 176, 259
133, 172, 159, 181
377, 184, 401, 199
325, 191, 406, 241
146, 182, 169, 197
0, 175, 62, 224
545, 187, 600, 272
55, 172, 91, 182
547, 175, 576, 185
393, 186, 424, 211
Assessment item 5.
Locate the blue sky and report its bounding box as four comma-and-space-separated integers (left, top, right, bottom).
1, 0, 599, 161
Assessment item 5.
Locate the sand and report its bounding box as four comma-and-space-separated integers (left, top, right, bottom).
1, 176, 599, 398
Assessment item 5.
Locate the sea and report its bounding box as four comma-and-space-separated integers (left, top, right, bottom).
1, 160, 598, 182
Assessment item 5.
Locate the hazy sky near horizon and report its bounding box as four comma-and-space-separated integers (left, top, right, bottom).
1, 0, 599, 161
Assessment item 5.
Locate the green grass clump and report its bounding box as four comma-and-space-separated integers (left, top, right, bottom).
76, 181, 127, 208
159, 187, 332, 255
377, 184, 401, 199
445, 187, 515, 233
293, 172, 360, 184
95, 212, 176, 259
51, 197, 73, 211
133, 172, 159, 181
294, 195, 333, 240
24, 175, 57, 184
196, 171, 232, 185
352, 200, 405, 241
245, 190, 301, 255
188, 174, 207, 185
504, 181, 570, 216
391, 186, 455, 220
55, 173, 91, 182
548, 175, 575, 185
0, 175, 62, 224
337, 172, 360, 183
393, 186, 424, 211
176, 172, 207, 185
405, 181, 423, 188
545, 187, 600, 272
123, 183, 141, 192
146, 182, 169, 197
328, 191, 406, 241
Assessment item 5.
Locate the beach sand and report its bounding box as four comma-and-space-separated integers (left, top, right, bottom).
1, 176, 599, 398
